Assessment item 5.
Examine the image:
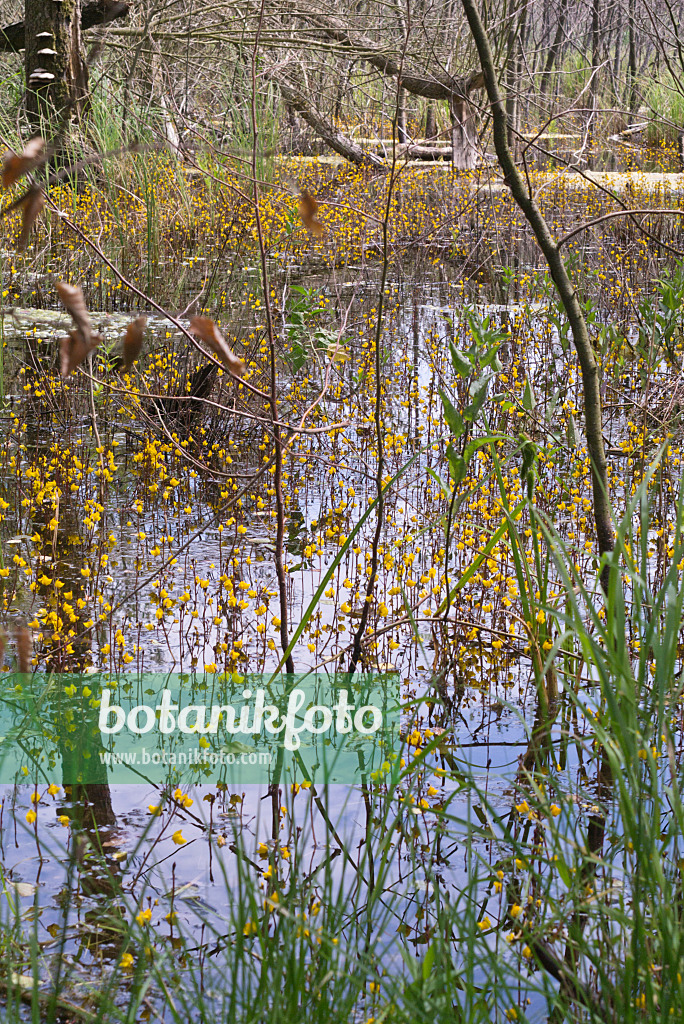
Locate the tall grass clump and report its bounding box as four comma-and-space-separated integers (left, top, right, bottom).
493, 457, 684, 1023
644, 78, 684, 146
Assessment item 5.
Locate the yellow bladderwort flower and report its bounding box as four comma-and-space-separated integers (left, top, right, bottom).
136, 908, 152, 926
171, 830, 186, 845
121, 953, 134, 969
25, 810, 37, 824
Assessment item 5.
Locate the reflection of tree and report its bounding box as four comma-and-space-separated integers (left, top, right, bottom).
30, 485, 122, 934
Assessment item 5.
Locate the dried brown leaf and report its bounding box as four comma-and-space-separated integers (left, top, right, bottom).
2, 136, 45, 190
298, 191, 324, 236
15, 625, 31, 674
17, 186, 45, 251
56, 282, 92, 348
122, 315, 147, 370
189, 316, 245, 377
60, 329, 103, 378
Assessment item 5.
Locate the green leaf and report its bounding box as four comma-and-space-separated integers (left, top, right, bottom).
522, 376, 536, 411
556, 857, 572, 888
464, 373, 490, 422
289, 342, 307, 372
439, 389, 463, 439
422, 943, 436, 981
446, 444, 466, 485
449, 342, 471, 377
427, 467, 452, 498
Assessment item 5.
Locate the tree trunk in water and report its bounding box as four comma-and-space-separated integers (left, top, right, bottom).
24, 0, 88, 131
450, 97, 480, 169
424, 101, 437, 139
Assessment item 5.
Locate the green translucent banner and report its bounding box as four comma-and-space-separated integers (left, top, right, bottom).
0, 671, 401, 785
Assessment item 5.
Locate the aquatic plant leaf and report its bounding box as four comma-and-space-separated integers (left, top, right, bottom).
189, 316, 245, 376
298, 191, 324, 236
122, 315, 147, 370
439, 388, 463, 439
1, 136, 45, 189
56, 282, 92, 348
60, 329, 103, 378
17, 186, 45, 251
449, 341, 471, 377
522, 376, 536, 411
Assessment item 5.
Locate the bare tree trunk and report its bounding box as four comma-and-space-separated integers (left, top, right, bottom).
540, 0, 568, 100
628, 0, 638, 113
505, 3, 519, 148
590, 0, 601, 141
24, 0, 89, 129
450, 96, 481, 169
397, 86, 408, 142
612, 4, 622, 102
334, 59, 353, 122
424, 101, 437, 139
0, 2, 128, 54
272, 74, 386, 168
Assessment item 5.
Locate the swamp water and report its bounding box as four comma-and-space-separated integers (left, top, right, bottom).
0, 260, 681, 1022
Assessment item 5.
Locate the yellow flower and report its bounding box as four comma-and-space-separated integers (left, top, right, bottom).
47, 784, 61, 796
58, 815, 70, 827
243, 920, 258, 936
26, 810, 37, 824
136, 908, 152, 926
148, 804, 161, 815
121, 952, 134, 969
477, 917, 492, 931
510, 904, 522, 919
171, 830, 186, 845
